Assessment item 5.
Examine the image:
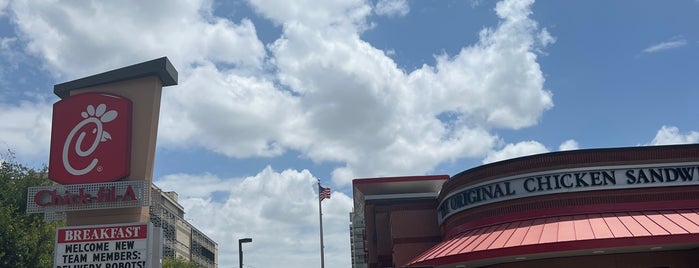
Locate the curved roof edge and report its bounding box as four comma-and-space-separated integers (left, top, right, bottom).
443, 144, 699, 195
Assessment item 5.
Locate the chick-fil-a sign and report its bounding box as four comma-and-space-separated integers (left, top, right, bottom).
49, 92, 132, 184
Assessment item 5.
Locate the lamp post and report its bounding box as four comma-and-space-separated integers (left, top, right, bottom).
238, 238, 252, 268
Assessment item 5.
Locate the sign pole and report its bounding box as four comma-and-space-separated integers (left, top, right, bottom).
318, 181, 325, 268
38, 57, 177, 268
50, 57, 177, 226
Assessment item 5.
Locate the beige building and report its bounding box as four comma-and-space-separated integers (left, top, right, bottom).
151, 184, 218, 267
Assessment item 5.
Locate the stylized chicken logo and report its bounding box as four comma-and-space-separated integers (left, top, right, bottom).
62, 104, 118, 176
49, 92, 132, 185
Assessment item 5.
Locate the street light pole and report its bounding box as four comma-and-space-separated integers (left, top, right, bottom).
238, 238, 252, 268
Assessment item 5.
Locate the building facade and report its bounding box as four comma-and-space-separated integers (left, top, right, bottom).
150, 185, 218, 267
350, 211, 368, 268
352, 175, 449, 267
352, 144, 699, 268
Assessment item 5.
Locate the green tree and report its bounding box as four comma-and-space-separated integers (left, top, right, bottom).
162, 256, 202, 268
0, 152, 63, 268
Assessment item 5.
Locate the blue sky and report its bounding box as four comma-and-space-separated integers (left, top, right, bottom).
1, 0, 698, 267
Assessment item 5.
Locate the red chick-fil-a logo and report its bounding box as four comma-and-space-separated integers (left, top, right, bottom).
62, 104, 118, 175
49, 93, 132, 185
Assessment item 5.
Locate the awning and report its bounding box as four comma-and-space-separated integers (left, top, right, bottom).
407, 209, 699, 267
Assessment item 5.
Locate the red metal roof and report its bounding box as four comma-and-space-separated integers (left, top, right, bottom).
407, 209, 699, 267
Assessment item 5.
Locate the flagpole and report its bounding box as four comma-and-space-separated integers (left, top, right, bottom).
318, 181, 325, 268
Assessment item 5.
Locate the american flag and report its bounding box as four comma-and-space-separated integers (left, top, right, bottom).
319, 186, 331, 201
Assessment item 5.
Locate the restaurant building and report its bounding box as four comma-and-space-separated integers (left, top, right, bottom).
351, 144, 699, 268
150, 184, 218, 267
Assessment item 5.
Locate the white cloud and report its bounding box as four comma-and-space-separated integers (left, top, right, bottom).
0, 97, 52, 162
0, 36, 32, 89
558, 139, 579, 151
9, 0, 266, 79
538, 28, 556, 46
649, 126, 699, 145
269, 0, 553, 184
0, 0, 7, 16
158, 62, 302, 158
154, 166, 353, 268
483, 139, 578, 164
248, 0, 372, 30
2, 0, 554, 187
483, 140, 548, 164
407, 0, 553, 130
375, 0, 410, 17
470, 0, 484, 8
0, 0, 558, 267
0, 37, 19, 65
643, 37, 687, 53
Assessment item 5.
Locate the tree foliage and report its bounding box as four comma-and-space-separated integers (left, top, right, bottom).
0, 152, 63, 268
162, 256, 202, 268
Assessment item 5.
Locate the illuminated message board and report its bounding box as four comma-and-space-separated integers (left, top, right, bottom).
54, 222, 152, 268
